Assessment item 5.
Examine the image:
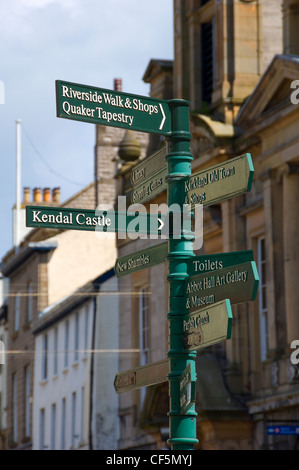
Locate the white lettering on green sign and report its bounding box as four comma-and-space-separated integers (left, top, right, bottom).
32, 210, 111, 227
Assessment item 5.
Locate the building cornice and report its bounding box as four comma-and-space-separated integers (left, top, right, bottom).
1, 241, 58, 277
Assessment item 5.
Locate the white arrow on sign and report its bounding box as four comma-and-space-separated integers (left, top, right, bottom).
159, 103, 166, 131
158, 218, 164, 231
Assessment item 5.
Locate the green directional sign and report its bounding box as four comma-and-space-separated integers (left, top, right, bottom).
130, 147, 167, 187
187, 250, 254, 277
130, 147, 168, 204
26, 205, 166, 236
184, 153, 254, 208
185, 261, 259, 312
183, 299, 233, 351
131, 166, 168, 204
114, 359, 169, 394
114, 241, 168, 277
56, 80, 172, 135
179, 362, 196, 414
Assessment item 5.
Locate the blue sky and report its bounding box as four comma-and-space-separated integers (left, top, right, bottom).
0, 0, 173, 259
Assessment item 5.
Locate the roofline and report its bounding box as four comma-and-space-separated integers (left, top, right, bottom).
236, 54, 299, 125
1, 241, 58, 277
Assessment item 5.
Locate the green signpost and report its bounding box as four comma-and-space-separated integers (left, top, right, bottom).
130, 166, 168, 204
185, 261, 259, 312
182, 299, 233, 351
179, 363, 196, 415
184, 153, 254, 208
26, 205, 166, 236
33, 79, 260, 451
56, 80, 172, 135
114, 241, 168, 277
165, 100, 198, 449
130, 147, 167, 187
114, 359, 169, 394
130, 147, 168, 204
187, 250, 254, 277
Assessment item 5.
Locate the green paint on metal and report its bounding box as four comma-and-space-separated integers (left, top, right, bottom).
183, 299, 233, 352
166, 99, 199, 451
26, 205, 167, 236
184, 153, 254, 208
114, 241, 168, 277
56, 80, 172, 135
185, 261, 259, 312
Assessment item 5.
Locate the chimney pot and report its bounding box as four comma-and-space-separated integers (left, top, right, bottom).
114, 78, 122, 92
52, 187, 60, 203
23, 187, 30, 204
43, 187, 51, 203
33, 188, 42, 203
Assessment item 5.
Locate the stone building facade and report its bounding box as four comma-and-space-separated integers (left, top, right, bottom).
114, 0, 299, 450
1, 180, 117, 448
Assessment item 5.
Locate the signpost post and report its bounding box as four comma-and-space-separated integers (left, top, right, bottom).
34, 79, 260, 451
165, 99, 198, 449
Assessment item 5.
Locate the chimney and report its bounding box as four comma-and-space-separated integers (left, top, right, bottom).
43, 187, 51, 202
114, 78, 122, 92
52, 187, 60, 203
23, 187, 30, 205
33, 188, 42, 203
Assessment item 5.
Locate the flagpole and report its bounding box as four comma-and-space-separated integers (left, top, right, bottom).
15, 119, 21, 252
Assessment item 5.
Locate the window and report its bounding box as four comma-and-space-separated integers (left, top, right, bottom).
258, 237, 268, 361
81, 386, 85, 442
61, 398, 66, 450
71, 392, 77, 448
64, 320, 69, 369
51, 403, 56, 450
12, 374, 17, 442
53, 328, 58, 375
84, 306, 89, 356
39, 408, 45, 450
139, 288, 149, 405
201, 21, 214, 104
139, 288, 149, 366
74, 312, 79, 362
15, 293, 20, 331
42, 334, 48, 380
27, 282, 33, 323
0, 336, 4, 372
0, 392, 2, 431
25, 366, 31, 437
